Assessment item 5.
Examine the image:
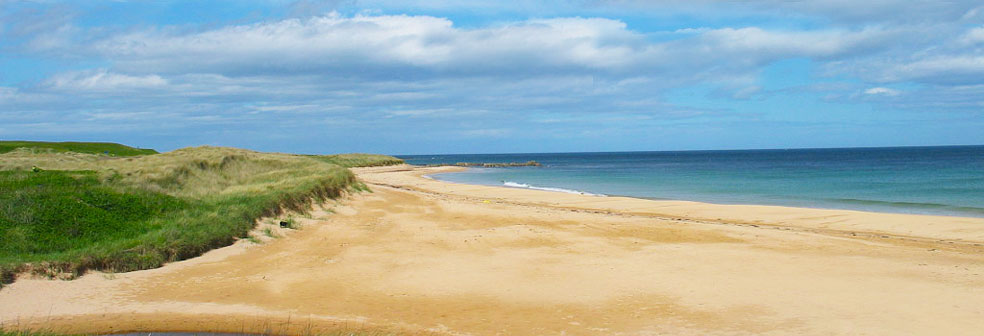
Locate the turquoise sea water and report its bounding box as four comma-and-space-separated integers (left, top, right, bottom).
399, 146, 984, 218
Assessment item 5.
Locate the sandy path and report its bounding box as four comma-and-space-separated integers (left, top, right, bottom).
2, 165, 983, 335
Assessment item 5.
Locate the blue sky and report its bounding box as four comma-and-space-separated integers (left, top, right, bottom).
1, 0, 983, 154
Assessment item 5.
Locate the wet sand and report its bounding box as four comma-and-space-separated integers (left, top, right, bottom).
2, 165, 983, 335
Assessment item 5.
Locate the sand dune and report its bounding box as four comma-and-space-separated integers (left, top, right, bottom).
2, 165, 983, 335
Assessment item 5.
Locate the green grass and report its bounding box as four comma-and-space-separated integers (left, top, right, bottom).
0, 141, 158, 156
0, 170, 187, 255
262, 227, 278, 238
0, 146, 403, 288
283, 216, 298, 229
0, 331, 76, 336
310, 153, 404, 167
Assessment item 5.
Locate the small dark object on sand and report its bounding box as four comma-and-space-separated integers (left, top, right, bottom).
279, 221, 289, 228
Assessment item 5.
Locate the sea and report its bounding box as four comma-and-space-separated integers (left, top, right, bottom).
398, 146, 984, 218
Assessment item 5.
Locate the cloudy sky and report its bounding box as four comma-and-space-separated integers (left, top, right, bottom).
1, 0, 983, 154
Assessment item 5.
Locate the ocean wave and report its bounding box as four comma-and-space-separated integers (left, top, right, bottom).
502, 181, 606, 197
827, 198, 984, 215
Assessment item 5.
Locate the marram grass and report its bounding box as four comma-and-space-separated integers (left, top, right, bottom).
0, 146, 401, 288
0, 141, 157, 156
0, 331, 72, 336
309, 153, 405, 168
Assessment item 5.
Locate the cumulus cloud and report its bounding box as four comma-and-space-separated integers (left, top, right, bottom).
89, 14, 646, 76
79, 13, 889, 82
3, 4, 983, 152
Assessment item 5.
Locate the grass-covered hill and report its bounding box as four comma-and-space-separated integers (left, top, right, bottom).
0, 141, 158, 156
0, 146, 403, 287
311, 153, 405, 167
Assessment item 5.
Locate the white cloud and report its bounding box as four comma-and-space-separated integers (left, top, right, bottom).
46, 70, 167, 92
864, 87, 900, 96
81, 13, 887, 82
84, 111, 158, 121
815, 23, 984, 86
0, 12, 922, 147
4, 6, 983, 152
889, 56, 984, 84
698, 27, 883, 58
91, 14, 646, 75
958, 26, 984, 45
962, 6, 983, 20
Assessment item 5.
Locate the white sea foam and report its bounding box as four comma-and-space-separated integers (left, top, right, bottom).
503, 181, 606, 196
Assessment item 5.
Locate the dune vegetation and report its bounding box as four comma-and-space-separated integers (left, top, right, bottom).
0, 145, 403, 288
310, 153, 406, 168
0, 141, 158, 156
0, 331, 68, 336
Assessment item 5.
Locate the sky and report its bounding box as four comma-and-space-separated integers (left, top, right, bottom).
1, 0, 983, 155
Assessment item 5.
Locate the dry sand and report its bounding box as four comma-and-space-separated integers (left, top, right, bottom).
2, 165, 983, 335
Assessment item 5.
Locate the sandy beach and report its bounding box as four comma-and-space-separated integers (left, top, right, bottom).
2, 165, 983, 335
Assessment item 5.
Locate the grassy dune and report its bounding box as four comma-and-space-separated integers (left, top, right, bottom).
0, 141, 158, 156
310, 153, 406, 167
0, 146, 402, 287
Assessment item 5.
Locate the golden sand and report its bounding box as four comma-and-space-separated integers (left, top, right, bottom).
2, 165, 983, 335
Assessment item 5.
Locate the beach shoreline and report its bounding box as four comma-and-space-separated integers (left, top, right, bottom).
2, 164, 983, 335
399, 146, 984, 220
420, 162, 984, 219
369, 165, 984, 245
423, 165, 984, 218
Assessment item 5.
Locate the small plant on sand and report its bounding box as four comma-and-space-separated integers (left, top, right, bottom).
351, 181, 372, 193
262, 227, 278, 238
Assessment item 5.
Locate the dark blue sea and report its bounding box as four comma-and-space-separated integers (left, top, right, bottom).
399, 146, 984, 218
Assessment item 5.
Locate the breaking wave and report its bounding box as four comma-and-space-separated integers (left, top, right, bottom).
502, 181, 606, 197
